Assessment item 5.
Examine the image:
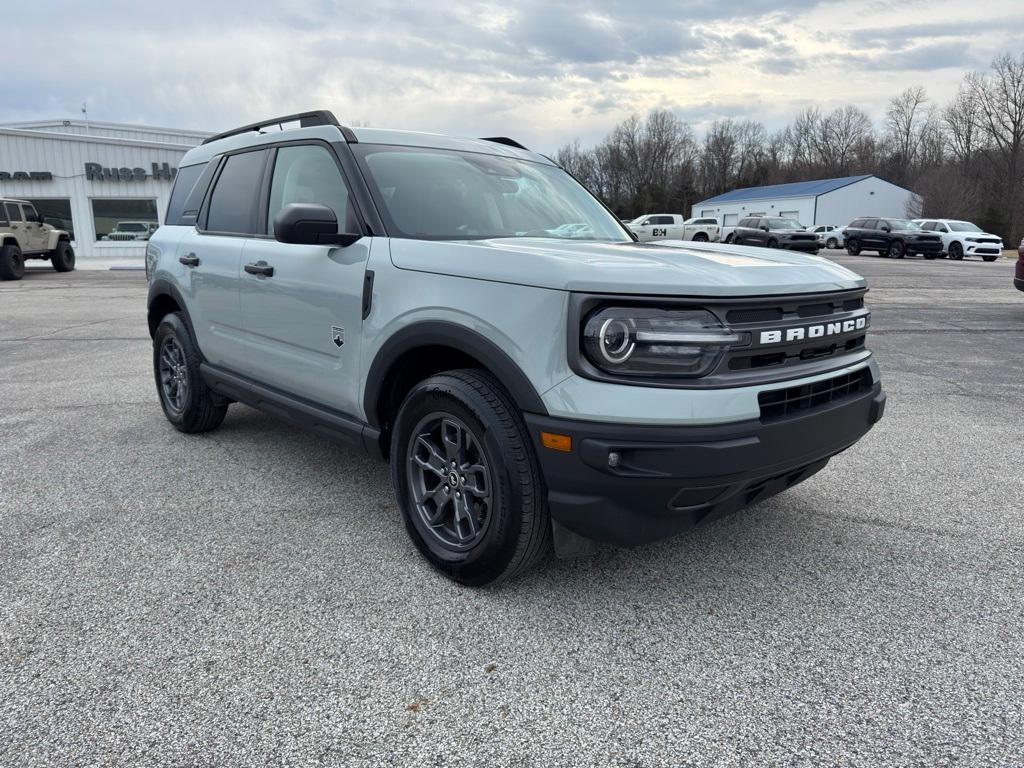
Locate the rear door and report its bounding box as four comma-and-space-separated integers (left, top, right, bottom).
239, 141, 371, 414
183, 147, 269, 370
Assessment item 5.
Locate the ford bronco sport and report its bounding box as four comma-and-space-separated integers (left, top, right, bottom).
0, 198, 76, 280
146, 111, 886, 585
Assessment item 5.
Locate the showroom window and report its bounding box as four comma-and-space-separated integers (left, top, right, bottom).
91, 199, 159, 241
26, 199, 75, 241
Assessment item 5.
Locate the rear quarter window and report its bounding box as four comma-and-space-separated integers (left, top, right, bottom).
165, 163, 207, 225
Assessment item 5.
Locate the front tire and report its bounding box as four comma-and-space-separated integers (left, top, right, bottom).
949, 242, 964, 261
390, 369, 551, 586
51, 241, 76, 272
826, 237, 838, 249
889, 240, 906, 259
153, 312, 228, 433
0, 243, 25, 280
983, 254, 998, 262
846, 239, 861, 256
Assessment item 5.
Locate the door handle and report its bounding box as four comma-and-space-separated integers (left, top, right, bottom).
179, 253, 200, 267
244, 261, 274, 277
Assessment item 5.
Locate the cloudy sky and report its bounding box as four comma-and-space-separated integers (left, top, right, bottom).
5, 0, 1023, 150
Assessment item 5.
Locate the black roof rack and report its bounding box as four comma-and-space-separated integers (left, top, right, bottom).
479, 136, 529, 151
202, 110, 358, 145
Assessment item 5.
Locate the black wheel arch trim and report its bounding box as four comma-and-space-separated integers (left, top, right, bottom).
147, 278, 200, 348
363, 321, 549, 428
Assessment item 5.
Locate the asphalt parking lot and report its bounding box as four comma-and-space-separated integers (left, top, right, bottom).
2, 253, 1022, 767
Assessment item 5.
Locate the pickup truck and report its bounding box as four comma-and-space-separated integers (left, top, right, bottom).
628, 215, 720, 243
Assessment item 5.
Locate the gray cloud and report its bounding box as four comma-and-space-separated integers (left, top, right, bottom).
1, 0, 1017, 150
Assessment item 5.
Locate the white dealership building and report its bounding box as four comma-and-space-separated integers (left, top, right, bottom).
692, 175, 920, 228
0, 119, 209, 259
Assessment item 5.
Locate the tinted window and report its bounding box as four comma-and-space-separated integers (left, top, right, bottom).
861, 219, 878, 229
166, 163, 207, 225
205, 150, 267, 234
654, 215, 675, 225
0, 205, 6, 226
268, 145, 353, 235
5, 202, 22, 222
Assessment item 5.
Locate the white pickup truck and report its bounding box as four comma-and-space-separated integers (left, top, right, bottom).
628, 214, 720, 242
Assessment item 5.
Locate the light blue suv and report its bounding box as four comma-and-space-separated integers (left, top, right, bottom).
146, 110, 886, 585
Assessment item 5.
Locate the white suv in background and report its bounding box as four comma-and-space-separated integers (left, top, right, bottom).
807, 225, 845, 250
913, 219, 1003, 261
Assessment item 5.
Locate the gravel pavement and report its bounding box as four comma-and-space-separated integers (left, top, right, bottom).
1, 255, 1022, 767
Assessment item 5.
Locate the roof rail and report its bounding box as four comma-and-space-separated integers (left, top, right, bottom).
479, 136, 529, 151
202, 110, 358, 145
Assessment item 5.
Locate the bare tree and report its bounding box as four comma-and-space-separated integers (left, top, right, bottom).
967, 53, 1024, 239
885, 86, 930, 184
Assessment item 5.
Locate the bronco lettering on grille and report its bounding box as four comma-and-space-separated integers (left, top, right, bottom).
759, 315, 868, 345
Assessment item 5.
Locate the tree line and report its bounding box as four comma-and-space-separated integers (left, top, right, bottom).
553, 53, 1024, 242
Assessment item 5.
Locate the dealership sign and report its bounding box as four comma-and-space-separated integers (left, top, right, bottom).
85, 162, 178, 181
0, 170, 52, 181
0, 163, 178, 182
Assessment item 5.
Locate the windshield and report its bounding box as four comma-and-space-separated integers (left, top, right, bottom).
768, 218, 803, 230
117, 222, 147, 231
354, 145, 631, 242
885, 219, 919, 230
948, 221, 983, 232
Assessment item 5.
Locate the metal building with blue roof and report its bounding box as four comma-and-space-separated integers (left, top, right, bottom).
692, 174, 918, 229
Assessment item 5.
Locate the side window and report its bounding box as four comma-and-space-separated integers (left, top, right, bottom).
204, 150, 267, 235
21, 204, 38, 222
267, 144, 352, 235
0, 205, 7, 226
937, 224, 949, 233
165, 162, 207, 226
6, 202, 23, 222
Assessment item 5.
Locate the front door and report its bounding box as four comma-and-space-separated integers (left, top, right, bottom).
19, 204, 48, 252
239, 142, 369, 415
4, 202, 29, 251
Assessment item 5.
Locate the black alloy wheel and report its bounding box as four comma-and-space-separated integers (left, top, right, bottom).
406, 413, 493, 551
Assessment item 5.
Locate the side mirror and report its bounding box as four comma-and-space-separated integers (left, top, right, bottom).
881, 226, 891, 233
760, 225, 769, 232
273, 203, 361, 247
36, 214, 45, 225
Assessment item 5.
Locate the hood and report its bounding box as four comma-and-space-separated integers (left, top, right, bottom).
388, 237, 866, 297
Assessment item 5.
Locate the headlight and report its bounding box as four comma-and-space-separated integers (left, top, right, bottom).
582, 307, 746, 378
966, 237, 978, 242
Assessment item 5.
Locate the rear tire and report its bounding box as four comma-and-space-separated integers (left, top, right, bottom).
0, 244, 25, 280
51, 241, 75, 272
153, 312, 228, 433
693, 232, 708, 242
725, 233, 734, 244
846, 239, 861, 255
948, 242, 965, 260
390, 369, 551, 586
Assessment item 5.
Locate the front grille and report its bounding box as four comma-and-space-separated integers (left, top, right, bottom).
723, 291, 869, 373
758, 368, 872, 421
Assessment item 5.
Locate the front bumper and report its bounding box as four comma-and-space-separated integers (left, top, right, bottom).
781, 240, 819, 252
908, 240, 942, 253
525, 381, 885, 547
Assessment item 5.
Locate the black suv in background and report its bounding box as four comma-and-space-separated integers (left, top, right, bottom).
732, 217, 819, 253
843, 218, 942, 259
